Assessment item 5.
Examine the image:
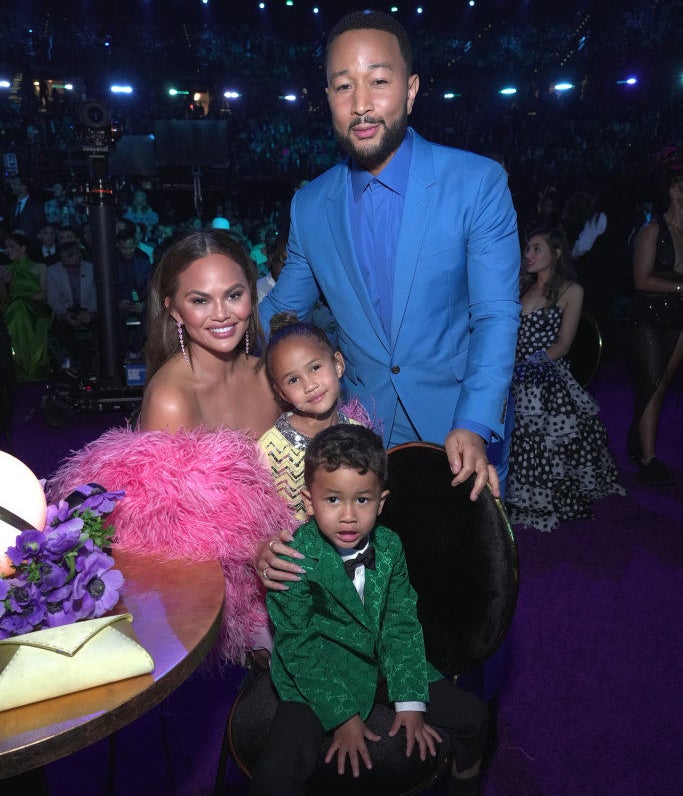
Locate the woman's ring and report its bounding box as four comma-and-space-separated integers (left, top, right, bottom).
268, 540, 277, 553
263, 567, 271, 581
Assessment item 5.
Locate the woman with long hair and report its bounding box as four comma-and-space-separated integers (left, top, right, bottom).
140, 229, 279, 434
506, 228, 623, 531
49, 230, 292, 666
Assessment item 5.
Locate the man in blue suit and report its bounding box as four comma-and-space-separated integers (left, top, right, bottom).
260, 9, 519, 514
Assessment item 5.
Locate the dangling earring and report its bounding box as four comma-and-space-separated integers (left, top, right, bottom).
176, 319, 190, 367
244, 329, 250, 356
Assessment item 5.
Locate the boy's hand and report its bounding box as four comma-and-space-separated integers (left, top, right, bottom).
325, 714, 380, 777
388, 710, 442, 761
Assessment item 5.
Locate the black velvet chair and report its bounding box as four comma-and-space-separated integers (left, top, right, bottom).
214, 442, 519, 795
566, 310, 603, 387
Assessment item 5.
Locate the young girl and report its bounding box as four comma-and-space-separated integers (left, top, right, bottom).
505, 228, 624, 532
259, 312, 369, 523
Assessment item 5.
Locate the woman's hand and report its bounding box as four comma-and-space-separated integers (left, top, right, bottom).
256, 528, 305, 591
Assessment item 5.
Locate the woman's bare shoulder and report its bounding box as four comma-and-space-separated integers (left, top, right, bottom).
559, 280, 583, 305
139, 360, 198, 432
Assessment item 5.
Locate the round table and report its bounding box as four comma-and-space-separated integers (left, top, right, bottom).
0, 549, 225, 779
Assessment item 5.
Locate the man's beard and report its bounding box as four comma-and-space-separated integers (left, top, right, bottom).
334, 109, 408, 172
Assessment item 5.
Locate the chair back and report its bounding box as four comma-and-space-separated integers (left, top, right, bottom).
565, 310, 602, 387
382, 442, 518, 675
215, 442, 518, 795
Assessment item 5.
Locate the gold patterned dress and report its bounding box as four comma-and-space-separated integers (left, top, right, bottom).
259, 411, 362, 523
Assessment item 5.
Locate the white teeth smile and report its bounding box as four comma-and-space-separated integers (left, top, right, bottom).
210, 325, 234, 333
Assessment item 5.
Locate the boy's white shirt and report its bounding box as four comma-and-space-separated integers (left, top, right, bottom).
337, 540, 426, 714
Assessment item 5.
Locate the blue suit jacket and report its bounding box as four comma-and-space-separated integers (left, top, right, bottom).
260, 130, 520, 445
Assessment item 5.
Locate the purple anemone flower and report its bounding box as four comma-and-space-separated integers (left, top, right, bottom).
36, 559, 70, 593
79, 489, 125, 516
71, 550, 123, 619
43, 585, 77, 628
1, 581, 46, 634
42, 522, 83, 559
45, 499, 72, 528
6, 530, 45, 567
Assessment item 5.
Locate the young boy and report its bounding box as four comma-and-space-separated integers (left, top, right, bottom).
251, 424, 488, 795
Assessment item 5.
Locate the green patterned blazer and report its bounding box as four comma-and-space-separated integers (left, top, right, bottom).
267, 519, 442, 732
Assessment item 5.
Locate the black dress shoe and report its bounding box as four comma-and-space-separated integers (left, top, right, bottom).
638, 457, 675, 486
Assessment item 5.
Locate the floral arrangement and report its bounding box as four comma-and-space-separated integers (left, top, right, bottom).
0, 484, 125, 639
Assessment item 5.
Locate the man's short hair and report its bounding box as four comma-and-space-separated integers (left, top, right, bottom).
304, 424, 388, 488
58, 241, 82, 258
326, 9, 413, 75
115, 228, 136, 244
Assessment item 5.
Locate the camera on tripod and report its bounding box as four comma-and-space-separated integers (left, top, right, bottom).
76, 100, 123, 154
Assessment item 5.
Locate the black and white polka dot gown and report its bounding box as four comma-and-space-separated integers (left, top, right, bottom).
506, 305, 624, 532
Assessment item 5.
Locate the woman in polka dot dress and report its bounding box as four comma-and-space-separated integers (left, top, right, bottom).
506, 228, 624, 531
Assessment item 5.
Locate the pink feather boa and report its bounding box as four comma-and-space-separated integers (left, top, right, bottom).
47, 426, 296, 666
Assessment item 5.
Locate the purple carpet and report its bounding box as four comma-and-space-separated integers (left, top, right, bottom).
3, 352, 682, 795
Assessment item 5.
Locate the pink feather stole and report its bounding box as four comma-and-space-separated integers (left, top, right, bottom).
47, 426, 296, 666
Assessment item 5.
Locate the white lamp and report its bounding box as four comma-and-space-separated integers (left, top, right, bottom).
0, 452, 47, 576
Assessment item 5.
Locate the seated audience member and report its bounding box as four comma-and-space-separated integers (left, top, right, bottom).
257, 233, 287, 302
506, 228, 624, 531
57, 226, 92, 260
46, 241, 98, 372
37, 223, 60, 264
44, 182, 84, 229
114, 227, 151, 359
0, 231, 51, 381
123, 189, 159, 230
251, 424, 488, 796
9, 175, 46, 239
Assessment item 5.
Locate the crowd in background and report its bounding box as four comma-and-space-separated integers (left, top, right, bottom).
0, 0, 681, 379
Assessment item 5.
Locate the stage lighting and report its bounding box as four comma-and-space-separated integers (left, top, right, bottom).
443, 92, 461, 99
110, 85, 133, 94
499, 87, 517, 95
0, 80, 10, 89
554, 82, 574, 92
281, 94, 297, 102
616, 77, 638, 86
224, 90, 241, 99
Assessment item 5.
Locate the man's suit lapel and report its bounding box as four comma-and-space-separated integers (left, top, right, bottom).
324, 170, 390, 352
391, 131, 437, 347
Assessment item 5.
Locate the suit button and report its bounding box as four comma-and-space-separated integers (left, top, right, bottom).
391, 365, 400, 374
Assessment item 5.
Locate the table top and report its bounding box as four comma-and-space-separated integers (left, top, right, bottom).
0, 549, 225, 779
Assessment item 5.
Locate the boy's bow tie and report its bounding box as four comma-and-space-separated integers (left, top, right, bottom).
344, 546, 375, 578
